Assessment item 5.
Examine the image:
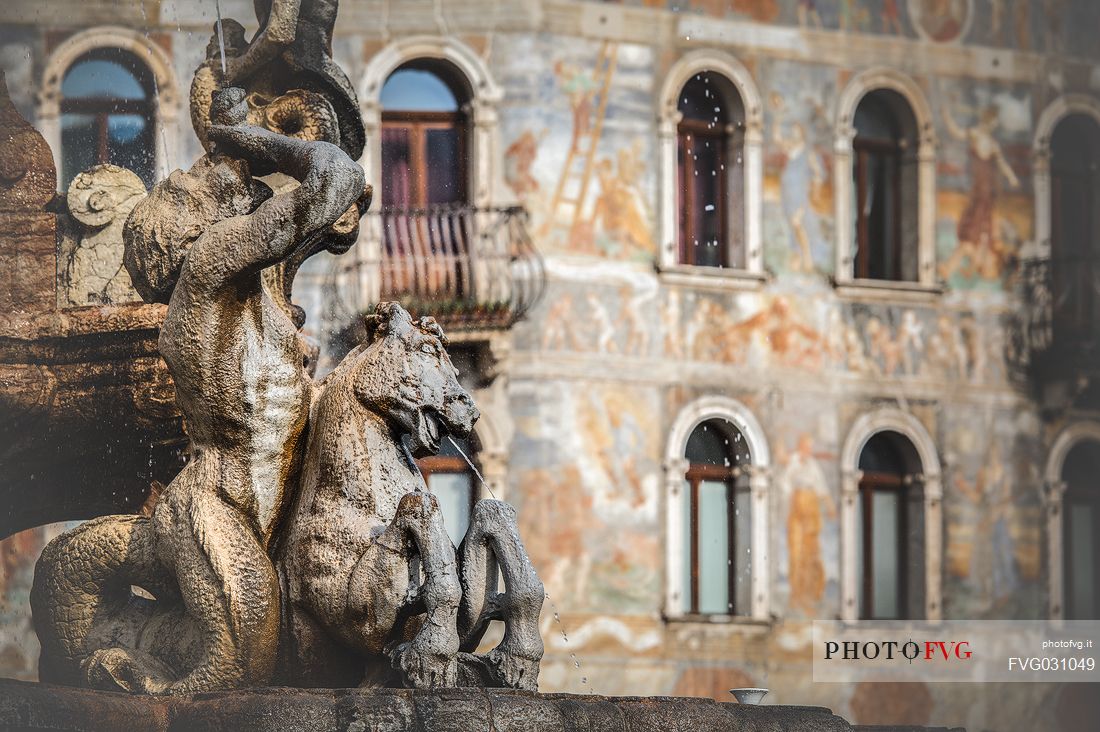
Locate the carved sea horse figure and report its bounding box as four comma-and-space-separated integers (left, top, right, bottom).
31, 95, 369, 694
276, 302, 546, 690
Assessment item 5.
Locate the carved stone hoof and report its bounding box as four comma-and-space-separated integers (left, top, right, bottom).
485, 647, 540, 691
81, 647, 174, 695
390, 639, 458, 689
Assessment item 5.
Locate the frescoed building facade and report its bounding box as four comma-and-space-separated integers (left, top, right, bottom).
2, 2, 1100, 729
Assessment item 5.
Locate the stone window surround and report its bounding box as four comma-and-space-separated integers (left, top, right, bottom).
833, 68, 939, 296
359, 36, 503, 211
36, 26, 181, 185
838, 408, 943, 623
1032, 95, 1100, 261
1042, 420, 1100, 620
663, 396, 771, 623
656, 50, 766, 290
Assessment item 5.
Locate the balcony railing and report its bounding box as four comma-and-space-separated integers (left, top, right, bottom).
1008, 254, 1100, 385
326, 205, 545, 331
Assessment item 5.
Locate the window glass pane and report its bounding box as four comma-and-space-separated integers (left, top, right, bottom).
686, 421, 737, 466
107, 114, 154, 187
60, 113, 98, 190
426, 127, 463, 205
859, 433, 907, 474
687, 135, 723, 267
734, 484, 752, 615
62, 58, 147, 100
681, 479, 693, 614
381, 126, 412, 207
678, 72, 733, 125
871, 490, 900, 619
1067, 505, 1096, 619
429, 472, 472, 546
854, 97, 896, 142
697, 480, 730, 614
381, 69, 459, 112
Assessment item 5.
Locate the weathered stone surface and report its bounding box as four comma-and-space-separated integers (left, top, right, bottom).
277, 303, 544, 692
59, 164, 145, 307
33, 112, 369, 696
0, 680, 872, 732
0, 74, 183, 540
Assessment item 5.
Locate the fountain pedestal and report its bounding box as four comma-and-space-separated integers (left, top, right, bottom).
0, 678, 961, 732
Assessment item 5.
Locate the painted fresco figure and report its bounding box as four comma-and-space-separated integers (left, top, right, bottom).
940, 100, 1020, 282
781, 434, 835, 613
771, 93, 825, 274
954, 441, 1018, 603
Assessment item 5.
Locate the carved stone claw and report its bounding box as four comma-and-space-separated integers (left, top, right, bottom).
81, 647, 174, 695
486, 646, 540, 691
390, 638, 458, 689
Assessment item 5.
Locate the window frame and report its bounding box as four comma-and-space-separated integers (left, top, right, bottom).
663, 396, 772, 624
676, 117, 732, 269
833, 69, 938, 298
60, 51, 157, 188
840, 410, 943, 624
683, 461, 744, 615
857, 469, 910, 620
656, 52, 766, 290
1045, 424, 1100, 620
380, 108, 469, 209
37, 27, 181, 191
852, 130, 906, 282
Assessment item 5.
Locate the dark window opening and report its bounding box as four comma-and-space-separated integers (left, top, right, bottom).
1063, 440, 1100, 620
856, 431, 923, 619
1051, 114, 1100, 345
676, 72, 745, 269
681, 419, 752, 615
60, 48, 157, 190
852, 89, 918, 282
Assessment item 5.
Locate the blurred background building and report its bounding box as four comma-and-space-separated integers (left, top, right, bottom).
1, 1, 1099, 729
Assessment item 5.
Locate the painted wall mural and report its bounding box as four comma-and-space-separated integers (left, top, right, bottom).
608, 0, 1100, 57
497, 36, 657, 261
935, 80, 1033, 291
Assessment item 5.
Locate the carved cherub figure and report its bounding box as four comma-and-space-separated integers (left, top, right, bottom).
32, 91, 369, 694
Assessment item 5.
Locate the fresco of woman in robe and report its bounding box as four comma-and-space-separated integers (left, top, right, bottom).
940, 101, 1020, 282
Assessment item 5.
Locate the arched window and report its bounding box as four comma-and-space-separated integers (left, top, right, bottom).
856, 431, 923, 619
851, 90, 919, 282
1062, 439, 1100, 619
676, 72, 745, 269
418, 434, 479, 546
380, 61, 470, 208
679, 419, 752, 615
1050, 114, 1100, 344
60, 49, 156, 189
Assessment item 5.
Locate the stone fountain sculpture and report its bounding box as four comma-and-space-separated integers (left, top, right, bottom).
31, 0, 544, 696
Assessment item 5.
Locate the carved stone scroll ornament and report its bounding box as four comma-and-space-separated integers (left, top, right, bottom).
59, 164, 145, 307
